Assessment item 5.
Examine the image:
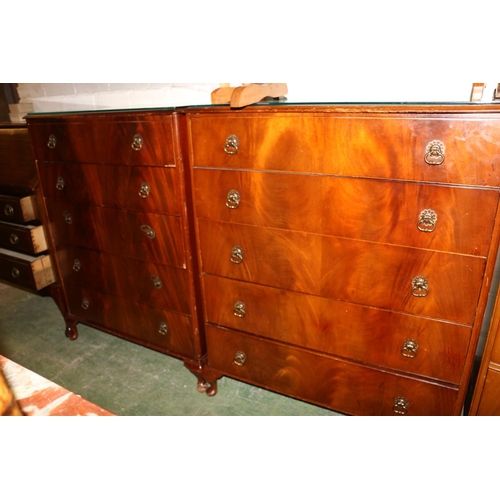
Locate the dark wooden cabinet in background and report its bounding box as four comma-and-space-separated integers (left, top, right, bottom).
22, 103, 500, 415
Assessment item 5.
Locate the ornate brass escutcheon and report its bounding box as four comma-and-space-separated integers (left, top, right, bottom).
393, 396, 409, 415
401, 339, 419, 358
417, 208, 437, 232
63, 210, 73, 225
56, 176, 66, 191
233, 351, 247, 367
73, 259, 81, 272
140, 224, 156, 239
81, 298, 89, 310
11, 267, 20, 278
411, 276, 429, 297
131, 134, 143, 151
138, 182, 151, 199
424, 140, 445, 165
4, 205, 14, 217
226, 189, 241, 209
233, 301, 246, 318
150, 275, 162, 289
224, 134, 239, 155
159, 322, 169, 336
47, 134, 57, 149
9, 234, 18, 245
230, 245, 244, 264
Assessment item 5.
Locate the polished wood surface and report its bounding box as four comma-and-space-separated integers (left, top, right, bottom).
0, 248, 54, 290
472, 367, 500, 415
194, 168, 498, 256
0, 195, 40, 224
206, 325, 459, 416
0, 222, 48, 255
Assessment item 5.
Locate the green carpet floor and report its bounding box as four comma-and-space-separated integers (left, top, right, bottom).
0, 282, 342, 416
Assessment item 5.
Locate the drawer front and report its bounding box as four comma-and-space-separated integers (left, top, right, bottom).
39, 163, 181, 215
29, 117, 176, 166
206, 325, 459, 415
475, 367, 500, 416
0, 222, 48, 255
0, 195, 39, 223
46, 200, 186, 268
57, 245, 191, 314
64, 282, 195, 358
199, 220, 485, 324
191, 114, 500, 186
0, 248, 55, 290
194, 168, 498, 257
203, 275, 471, 384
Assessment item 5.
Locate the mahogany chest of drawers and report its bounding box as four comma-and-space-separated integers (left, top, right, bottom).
0, 124, 54, 292
187, 103, 500, 415
26, 111, 208, 389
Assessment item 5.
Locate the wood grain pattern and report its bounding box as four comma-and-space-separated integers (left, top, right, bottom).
190, 114, 500, 186
194, 168, 499, 257
206, 325, 459, 416
199, 219, 485, 324
473, 367, 500, 415
0, 195, 40, 223
38, 162, 181, 215
64, 282, 195, 358
203, 274, 471, 384
0, 249, 54, 290
28, 115, 175, 166
45, 200, 186, 268
56, 245, 191, 314
0, 222, 48, 255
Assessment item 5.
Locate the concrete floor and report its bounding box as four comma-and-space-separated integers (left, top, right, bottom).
0, 282, 342, 416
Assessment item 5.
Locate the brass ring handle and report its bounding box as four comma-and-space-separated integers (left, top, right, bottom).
393, 397, 409, 415
47, 134, 57, 149
81, 298, 89, 310
159, 321, 169, 336
4, 205, 14, 217
226, 189, 241, 209
230, 246, 244, 264
411, 276, 429, 297
224, 134, 239, 155
9, 234, 19, 245
73, 259, 81, 272
150, 275, 163, 289
233, 301, 246, 318
401, 339, 419, 358
131, 134, 143, 151
417, 209, 437, 232
56, 176, 66, 191
63, 210, 73, 225
233, 351, 247, 367
11, 267, 20, 278
138, 182, 151, 199
424, 140, 445, 165
140, 225, 156, 239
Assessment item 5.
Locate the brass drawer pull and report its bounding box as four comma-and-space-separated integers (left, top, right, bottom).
73, 259, 81, 272
56, 176, 66, 191
224, 134, 239, 155
159, 321, 169, 336
401, 339, 419, 358
9, 234, 19, 245
150, 275, 162, 289
47, 134, 57, 149
417, 209, 437, 232
138, 182, 151, 199
393, 397, 409, 415
226, 189, 241, 209
81, 297, 89, 310
411, 276, 429, 297
131, 134, 143, 151
4, 205, 14, 217
233, 301, 246, 318
424, 140, 445, 165
233, 351, 246, 367
11, 267, 20, 278
140, 225, 156, 239
63, 210, 73, 225
230, 246, 244, 264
